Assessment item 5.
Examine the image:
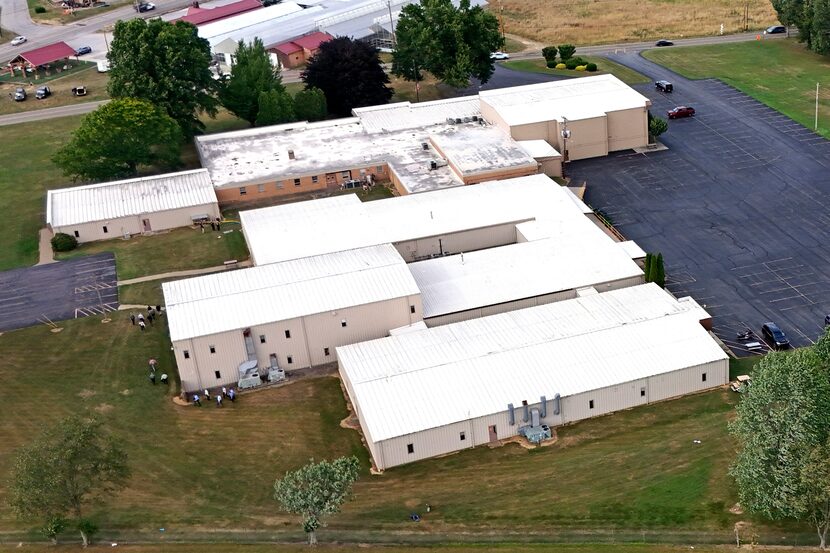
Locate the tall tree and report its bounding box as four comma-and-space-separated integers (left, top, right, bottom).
799, 438, 830, 549
301, 37, 392, 117
729, 335, 830, 549
392, 0, 502, 88
108, 18, 219, 136
219, 37, 285, 125
52, 98, 182, 181
9, 416, 130, 547
274, 456, 361, 545
255, 89, 295, 126
294, 87, 327, 122
770, 0, 830, 52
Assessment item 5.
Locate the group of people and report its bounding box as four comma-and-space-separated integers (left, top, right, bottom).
130, 305, 163, 331
192, 386, 236, 407
147, 358, 168, 386
199, 217, 223, 233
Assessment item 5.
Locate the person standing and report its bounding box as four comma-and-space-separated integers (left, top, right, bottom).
204, 389, 210, 401
193, 394, 201, 406
216, 395, 223, 407
228, 388, 236, 402
130, 314, 136, 325
160, 373, 169, 385
221, 387, 227, 398
149, 372, 156, 385
139, 320, 146, 331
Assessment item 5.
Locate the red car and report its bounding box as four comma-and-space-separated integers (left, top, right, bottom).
667, 106, 695, 119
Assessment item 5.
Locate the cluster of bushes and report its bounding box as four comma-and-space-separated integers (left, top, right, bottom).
542, 45, 598, 72
51, 233, 78, 252
34, 5, 47, 13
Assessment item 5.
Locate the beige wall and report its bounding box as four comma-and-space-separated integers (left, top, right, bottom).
54, 202, 220, 243
554, 117, 609, 161
363, 358, 728, 470
173, 294, 422, 393
606, 107, 649, 152
394, 222, 528, 262
537, 157, 563, 177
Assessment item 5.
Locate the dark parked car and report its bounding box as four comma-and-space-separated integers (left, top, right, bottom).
75, 46, 92, 56
655, 80, 673, 93
655, 40, 674, 47
667, 106, 695, 119
13, 87, 26, 101
137, 2, 155, 11
766, 25, 786, 34
35, 86, 51, 99
825, 314, 830, 326
71, 85, 87, 97
761, 322, 790, 349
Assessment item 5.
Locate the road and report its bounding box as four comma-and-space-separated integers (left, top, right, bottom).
0, 98, 106, 125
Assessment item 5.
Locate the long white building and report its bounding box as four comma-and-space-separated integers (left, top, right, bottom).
337, 283, 729, 470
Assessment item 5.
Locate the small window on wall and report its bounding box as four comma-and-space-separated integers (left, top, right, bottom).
74, 230, 80, 238
257, 184, 265, 193
341, 319, 347, 328
259, 335, 266, 344
183, 350, 190, 359
407, 443, 414, 454
376, 165, 384, 173
410, 305, 416, 314
640, 387, 646, 397
341, 171, 350, 178
702, 372, 707, 382
284, 330, 291, 339
359, 168, 366, 175
287, 356, 293, 364
312, 175, 319, 184
209, 345, 216, 354
215, 370, 221, 379
276, 181, 284, 189
294, 178, 301, 186
459, 431, 466, 441
239, 186, 247, 195
589, 399, 595, 409
324, 347, 330, 356
102, 226, 108, 233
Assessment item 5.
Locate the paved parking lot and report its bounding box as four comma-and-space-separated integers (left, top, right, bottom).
0, 253, 118, 333
572, 54, 830, 352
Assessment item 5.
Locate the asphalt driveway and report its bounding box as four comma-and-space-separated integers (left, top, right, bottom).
573, 53, 830, 352
0, 253, 118, 332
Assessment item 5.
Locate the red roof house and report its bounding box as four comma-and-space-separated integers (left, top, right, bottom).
270, 32, 332, 68
175, 0, 262, 26
10, 42, 77, 68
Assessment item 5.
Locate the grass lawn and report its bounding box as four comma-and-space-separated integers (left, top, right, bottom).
0, 313, 814, 545
0, 60, 96, 85
643, 39, 830, 139
0, 65, 108, 115
27, 0, 130, 23
502, 36, 526, 53
500, 0, 776, 46
0, 546, 758, 553
502, 56, 650, 85
56, 224, 249, 280
0, 29, 17, 45
390, 73, 446, 103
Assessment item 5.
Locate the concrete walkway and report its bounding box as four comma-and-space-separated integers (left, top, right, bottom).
117, 259, 252, 286
0, 100, 108, 127
36, 227, 55, 265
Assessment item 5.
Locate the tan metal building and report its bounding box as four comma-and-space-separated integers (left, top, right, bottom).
163, 244, 422, 393
46, 169, 219, 243
337, 283, 729, 471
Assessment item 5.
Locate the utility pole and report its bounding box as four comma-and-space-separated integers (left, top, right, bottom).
498, 0, 505, 42
0, 7, 3, 37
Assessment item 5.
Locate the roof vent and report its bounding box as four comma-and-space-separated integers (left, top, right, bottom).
288, 149, 295, 160
446, 117, 455, 124
471, 115, 479, 122
455, 118, 462, 124
429, 160, 438, 171
462, 117, 471, 123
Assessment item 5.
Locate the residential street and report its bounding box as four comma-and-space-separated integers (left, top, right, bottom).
0, 98, 107, 125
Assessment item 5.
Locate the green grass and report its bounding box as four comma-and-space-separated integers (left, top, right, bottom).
502, 36, 526, 53
0, 66, 109, 115
0, 546, 757, 553
0, 313, 815, 545
56, 224, 249, 280
643, 39, 830, 138
0, 61, 95, 84
729, 356, 760, 379
502, 56, 650, 85
27, 0, 130, 23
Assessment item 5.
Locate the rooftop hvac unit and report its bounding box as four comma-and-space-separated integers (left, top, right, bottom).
429, 160, 438, 170
455, 118, 462, 124
471, 115, 479, 122
463, 117, 471, 123
446, 117, 456, 124
422, 142, 429, 150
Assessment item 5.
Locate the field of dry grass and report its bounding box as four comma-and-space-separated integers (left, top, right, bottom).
499, 0, 778, 45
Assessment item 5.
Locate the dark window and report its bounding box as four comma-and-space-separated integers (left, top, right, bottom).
74, 230, 80, 238
460, 431, 466, 441
183, 350, 190, 359
341, 171, 350, 178
257, 184, 265, 193
209, 345, 216, 354
285, 330, 291, 339
410, 305, 416, 314
239, 186, 247, 195
102, 225, 108, 233
287, 356, 293, 364
294, 178, 301, 186
324, 347, 330, 356
312, 175, 319, 184
702, 372, 707, 382
640, 387, 646, 397
376, 165, 384, 173
407, 443, 414, 454
259, 335, 266, 344
214, 370, 221, 379
341, 320, 347, 328
589, 400, 594, 409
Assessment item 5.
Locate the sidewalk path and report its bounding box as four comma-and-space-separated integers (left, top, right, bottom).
36, 227, 55, 265
117, 259, 252, 286
0, 99, 107, 126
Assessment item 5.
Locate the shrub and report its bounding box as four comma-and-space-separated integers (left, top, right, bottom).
51, 232, 78, 252
586, 62, 598, 72
555, 63, 566, 70
34, 5, 47, 12
558, 44, 576, 60
576, 65, 587, 71
565, 59, 579, 70
546, 60, 557, 68
541, 46, 558, 63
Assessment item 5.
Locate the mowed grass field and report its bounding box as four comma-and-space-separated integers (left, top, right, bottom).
0, 66, 109, 116
502, 56, 650, 85
500, 0, 777, 45
644, 39, 830, 139
0, 314, 812, 545
0, 546, 765, 553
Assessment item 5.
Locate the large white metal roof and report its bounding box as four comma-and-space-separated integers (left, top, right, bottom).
353, 97, 481, 134
164, 243, 419, 341
480, 74, 651, 126
337, 283, 727, 442
46, 169, 216, 227
241, 174, 575, 266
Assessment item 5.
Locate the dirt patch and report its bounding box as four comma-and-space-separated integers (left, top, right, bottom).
119, 389, 132, 396
94, 403, 114, 414
78, 389, 96, 399
730, 503, 744, 515
500, 432, 558, 450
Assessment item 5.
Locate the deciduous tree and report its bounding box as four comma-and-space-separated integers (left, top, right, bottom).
274, 456, 361, 545
9, 416, 130, 547
294, 87, 327, 122
301, 37, 392, 117
219, 37, 285, 125
729, 336, 830, 549
771, 0, 830, 53
108, 18, 219, 136
255, 89, 295, 126
392, 0, 502, 88
648, 116, 668, 142
52, 98, 182, 181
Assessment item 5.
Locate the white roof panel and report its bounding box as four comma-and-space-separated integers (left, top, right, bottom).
337, 283, 727, 442
164, 243, 419, 341
46, 169, 216, 227
198, 2, 305, 42
517, 139, 561, 159
353, 97, 481, 134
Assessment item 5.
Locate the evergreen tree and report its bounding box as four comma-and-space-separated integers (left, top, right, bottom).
219, 37, 285, 125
